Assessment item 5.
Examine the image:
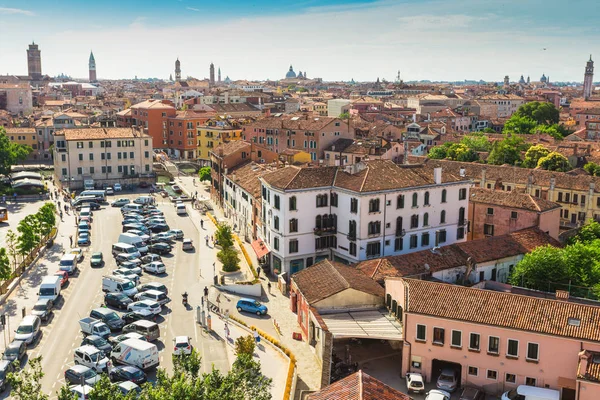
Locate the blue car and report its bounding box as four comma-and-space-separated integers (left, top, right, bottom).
77, 232, 91, 246
236, 298, 268, 316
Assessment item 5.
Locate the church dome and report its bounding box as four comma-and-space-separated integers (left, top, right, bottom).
540, 73, 547, 82
285, 65, 296, 79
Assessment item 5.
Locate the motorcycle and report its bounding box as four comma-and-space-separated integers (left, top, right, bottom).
182, 293, 188, 306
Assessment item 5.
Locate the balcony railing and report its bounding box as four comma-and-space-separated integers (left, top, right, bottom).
314, 226, 337, 236
395, 229, 406, 238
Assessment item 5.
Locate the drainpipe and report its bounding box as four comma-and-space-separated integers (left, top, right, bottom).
382, 193, 387, 257
403, 312, 412, 379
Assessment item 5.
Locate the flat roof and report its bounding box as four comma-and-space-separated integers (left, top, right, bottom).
319, 309, 402, 340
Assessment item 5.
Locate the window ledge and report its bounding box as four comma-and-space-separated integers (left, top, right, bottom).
468, 348, 481, 353
415, 339, 426, 343
487, 352, 499, 357
432, 342, 444, 347
526, 358, 539, 364
450, 345, 462, 350
506, 355, 519, 360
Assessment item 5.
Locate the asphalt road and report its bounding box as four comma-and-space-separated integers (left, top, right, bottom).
1, 193, 229, 399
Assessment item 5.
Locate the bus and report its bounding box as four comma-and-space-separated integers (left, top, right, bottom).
0, 207, 7, 223
78, 190, 106, 202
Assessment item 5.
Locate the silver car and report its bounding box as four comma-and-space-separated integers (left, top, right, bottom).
436, 368, 458, 392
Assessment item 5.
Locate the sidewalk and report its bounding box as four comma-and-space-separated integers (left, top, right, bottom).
176, 176, 323, 395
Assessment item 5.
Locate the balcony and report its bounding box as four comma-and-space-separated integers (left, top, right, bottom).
395, 229, 406, 238
314, 226, 337, 236
347, 233, 357, 241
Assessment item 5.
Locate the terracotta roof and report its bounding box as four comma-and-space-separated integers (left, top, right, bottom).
307, 370, 410, 400
578, 350, 600, 382
245, 115, 345, 131
56, 128, 150, 141
292, 260, 384, 305
225, 162, 272, 199
130, 99, 175, 110
398, 278, 600, 342
470, 187, 560, 212
262, 165, 337, 190
211, 103, 260, 113
5, 128, 35, 134
211, 140, 251, 158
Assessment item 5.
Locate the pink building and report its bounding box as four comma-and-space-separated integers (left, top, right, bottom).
386, 278, 600, 399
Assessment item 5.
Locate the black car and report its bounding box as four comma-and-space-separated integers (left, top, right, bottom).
148, 224, 170, 233
109, 365, 147, 384
104, 292, 133, 310
148, 243, 171, 255
148, 236, 174, 245
64, 365, 100, 386
81, 335, 112, 356
90, 308, 125, 331
121, 310, 155, 325
74, 201, 101, 210
2, 340, 26, 362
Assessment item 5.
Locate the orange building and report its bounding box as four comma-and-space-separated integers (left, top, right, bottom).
166, 110, 214, 160
130, 99, 176, 151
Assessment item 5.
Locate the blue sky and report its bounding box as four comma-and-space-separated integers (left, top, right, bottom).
0, 0, 597, 81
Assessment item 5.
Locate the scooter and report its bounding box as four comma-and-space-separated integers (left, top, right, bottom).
182, 293, 188, 306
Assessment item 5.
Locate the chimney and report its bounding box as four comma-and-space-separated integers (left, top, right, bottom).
433, 167, 442, 184
555, 290, 570, 301
459, 167, 466, 177
480, 168, 486, 188
579, 350, 590, 378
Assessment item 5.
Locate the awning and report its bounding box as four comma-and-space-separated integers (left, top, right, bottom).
320, 309, 403, 340
251, 239, 270, 259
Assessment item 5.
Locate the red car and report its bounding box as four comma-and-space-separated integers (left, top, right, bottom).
54, 271, 69, 287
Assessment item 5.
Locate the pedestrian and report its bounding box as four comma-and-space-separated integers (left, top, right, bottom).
253, 329, 260, 344
69, 235, 73, 247
201, 296, 204, 307
13, 193, 17, 203
224, 322, 230, 341
256, 266, 261, 279
1, 195, 5, 203
204, 286, 209, 298
205, 235, 209, 246
200, 219, 204, 229
267, 281, 272, 293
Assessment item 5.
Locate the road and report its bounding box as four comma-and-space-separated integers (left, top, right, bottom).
0, 192, 230, 399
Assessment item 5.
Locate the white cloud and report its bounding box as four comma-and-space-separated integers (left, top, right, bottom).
0, 7, 34, 16
129, 17, 146, 29
186, 7, 200, 12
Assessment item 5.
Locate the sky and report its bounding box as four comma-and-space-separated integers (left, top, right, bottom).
0, 0, 597, 82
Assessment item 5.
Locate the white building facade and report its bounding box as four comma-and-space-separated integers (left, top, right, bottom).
259, 160, 471, 276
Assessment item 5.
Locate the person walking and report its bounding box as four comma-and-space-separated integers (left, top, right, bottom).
267, 281, 272, 293
200, 219, 204, 229
69, 235, 73, 247
256, 266, 261, 279
253, 329, 260, 344
205, 235, 209, 246
224, 321, 230, 341
203, 286, 209, 298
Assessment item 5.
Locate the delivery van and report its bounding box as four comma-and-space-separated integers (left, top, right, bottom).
59, 254, 78, 275
102, 276, 138, 297
112, 243, 141, 258
118, 233, 148, 254
38, 275, 62, 302
176, 203, 186, 215
111, 338, 159, 371
501, 386, 560, 400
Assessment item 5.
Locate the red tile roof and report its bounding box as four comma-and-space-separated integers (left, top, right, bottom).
470, 187, 560, 212
307, 370, 410, 400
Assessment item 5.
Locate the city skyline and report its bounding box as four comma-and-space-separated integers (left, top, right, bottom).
0, 0, 598, 82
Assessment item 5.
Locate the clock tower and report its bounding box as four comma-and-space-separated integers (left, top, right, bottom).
584, 55, 594, 100
175, 58, 181, 82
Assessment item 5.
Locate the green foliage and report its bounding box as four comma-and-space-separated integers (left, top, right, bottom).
0, 248, 11, 280
481, 127, 496, 133
459, 132, 491, 152
338, 112, 350, 119
7, 356, 48, 400
536, 151, 571, 172
234, 335, 256, 356
17, 215, 40, 256
513, 101, 560, 125
198, 166, 211, 182
534, 123, 569, 140
297, 87, 308, 93
487, 135, 528, 166
522, 144, 550, 168
218, 247, 241, 272
427, 145, 448, 159
584, 162, 600, 176
0, 127, 33, 176
503, 115, 537, 135
427, 141, 479, 162
5, 229, 18, 269
87, 375, 126, 400
173, 347, 202, 379
56, 385, 77, 400
36, 203, 56, 236
215, 224, 234, 249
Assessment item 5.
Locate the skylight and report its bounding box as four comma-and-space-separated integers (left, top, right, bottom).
568, 317, 581, 327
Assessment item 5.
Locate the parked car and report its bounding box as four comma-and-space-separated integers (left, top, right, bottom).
148, 223, 170, 233
115, 253, 142, 267
141, 254, 161, 264
436, 368, 458, 392
90, 252, 104, 267
118, 263, 143, 276
76, 202, 100, 210
182, 238, 194, 251
108, 332, 147, 346
128, 300, 161, 315
142, 261, 166, 275
137, 282, 168, 295
236, 298, 268, 316
73, 345, 110, 373
113, 270, 141, 284
90, 308, 125, 332
81, 334, 112, 356
426, 390, 452, 400
104, 292, 133, 310
168, 229, 184, 240
114, 183, 122, 192
459, 386, 485, 400
152, 232, 174, 242
148, 243, 171, 255
406, 372, 425, 394
109, 365, 147, 384
0, 360, 14, 392
77, 232, 91, 246
173, 336, 192, 356
64, 365, 101, 386
55, 270, 69, 287
2, 340, 26, 362
70, 248, 84, 262
70, 385, 94, 400
118, 381, 142, 396
31, 298, 53, 322
110, 199, 131, 207
122, 309, 155, 325
106, 187, 114, 195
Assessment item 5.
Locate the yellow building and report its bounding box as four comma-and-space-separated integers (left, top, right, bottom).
5, 128, 40, 160
197, 118, 243, 164
313, 102, 328, 117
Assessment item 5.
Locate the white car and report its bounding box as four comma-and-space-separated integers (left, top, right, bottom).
106, 187, 114, 195
127, 300, 161, 315
182, 238, 194, 251
73, 345, 110, 373
118, 263, 143, 276
173, 336, 192, 356
113, 270, 141, 284
425, 390, 451, 400
168, 229, 184, 240
114, 183, 122, 192
70, 248, 84, 262
405, 372, 425, 393
142, 261, 166, 275
70, 384, 94, 400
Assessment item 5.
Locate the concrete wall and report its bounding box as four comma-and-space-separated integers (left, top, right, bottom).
313, 288, 383, 310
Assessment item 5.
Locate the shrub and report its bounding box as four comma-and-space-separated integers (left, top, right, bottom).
234, 335, 255, 356
217, 247, 240, 272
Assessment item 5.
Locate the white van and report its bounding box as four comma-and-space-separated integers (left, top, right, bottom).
102, 276, 138, 297
79, 190, 106, 202
14, 315, 41, 345
133, 196, 155, 205
38, 275, 61, 302
112, 242, 141, 258
79, 207, 92, 218
111, 338, 159, 371
59, 253, 78, 275
118, 233, 148, 254
74, 345, 110, 373
121, 204, 143, 213
176, 203, 186, 215
501, 386, 560, 400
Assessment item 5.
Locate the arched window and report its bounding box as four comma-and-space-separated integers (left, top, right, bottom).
412, 193, 418, 207
386, 294, 392, 308
424, 191, 430, 206
441, 189, 447, 203
440, 210, 446, 224
397, 194, 405, 209
410, 214, 419, 229
423, 212, 429, 226
289, 196, 297, 211
315, 215, 322, 229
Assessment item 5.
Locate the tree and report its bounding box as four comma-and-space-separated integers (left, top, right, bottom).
87, 375, 126, 400
7, 356, 48, 400
503, 115, 537, 134
17, 215, 41, 256
0, 248, 11, 280
481, 127, 496, 133
427, 145, 448, 159
487, 135, 527, 165
522, 144, 550, 168
338, 112, 350, 119
215, 224, 234, 249
534, 123, 568, 140
227, 354, 273, 400
198, 166, 211, 182
459, 132, 491, 152
36, 203, 56, 236
537, 151, 571, 172
0, 127, 33, 177
5, 229, 18, 270
569, 220, 600, 245
513, 101, 560, 125
173, 348, 202, 379
235, 335, 256, 356
446, 143, 479, 162
218, 247, 241, 272
584, 162, 600, 176
56, 385, 77, 400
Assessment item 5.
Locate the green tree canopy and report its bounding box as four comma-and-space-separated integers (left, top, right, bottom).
427, 144, 448, 159
486, 135, 528, 165
584, 162, 600, 176
198, 166, 211, 182
218, 247, 241, 272
503, 115, 538, 135
459, 133, 492, 152
536, 151, 571, 172
522, 144, 550, 168
0, 248, 11, 280
513, 101, 560, 125
7, 356, 48, 400
0, 127, 33, 176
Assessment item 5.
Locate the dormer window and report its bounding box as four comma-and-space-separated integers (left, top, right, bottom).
568, 317, 581, 327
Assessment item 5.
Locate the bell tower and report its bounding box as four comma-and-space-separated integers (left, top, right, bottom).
88, 51, 97, 82
584, 55, 594, 100
175, 58, 181, 82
